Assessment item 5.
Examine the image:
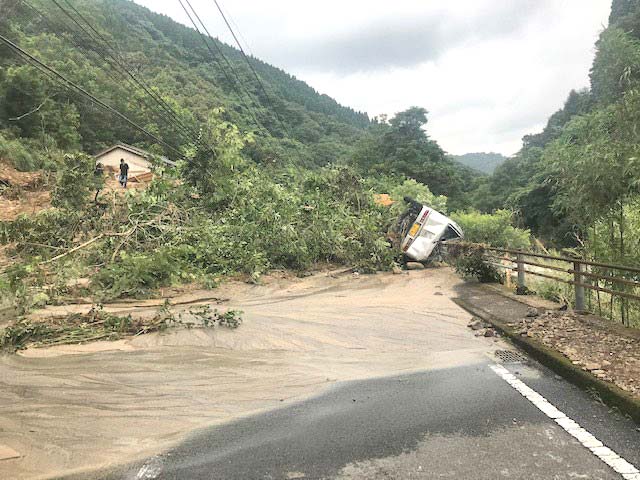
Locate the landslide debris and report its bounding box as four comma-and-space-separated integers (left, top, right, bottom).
0, 302, 242, 352
0, 161, 51, 221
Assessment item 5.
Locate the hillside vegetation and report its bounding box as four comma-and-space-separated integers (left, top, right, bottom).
0, 0, 485, 326
5, 0, 639, 331
469, 0, 640, 326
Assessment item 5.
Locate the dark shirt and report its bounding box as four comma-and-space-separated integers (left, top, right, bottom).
120, 162, 129, 176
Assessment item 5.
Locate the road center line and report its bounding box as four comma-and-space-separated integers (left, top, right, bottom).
490, 364, 640, 480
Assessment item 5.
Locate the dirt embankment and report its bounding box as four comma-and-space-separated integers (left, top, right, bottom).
0, 268, 498, 480
0, 161, 50, 222
0, 160, 157, 223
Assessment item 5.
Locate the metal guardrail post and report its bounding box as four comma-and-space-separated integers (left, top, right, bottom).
516, 253, 526, 294
574, 261, 586, 312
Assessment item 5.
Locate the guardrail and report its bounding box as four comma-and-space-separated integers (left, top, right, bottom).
458, 244, 640, 317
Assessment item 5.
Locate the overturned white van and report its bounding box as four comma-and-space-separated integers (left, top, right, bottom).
397, 198, 464, 262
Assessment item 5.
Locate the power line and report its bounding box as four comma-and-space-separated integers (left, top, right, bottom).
210, 1, 271, 106
178, 0, 269, 136
0, 32, 186, 159
209, 0, 290, 136
46, 0, 210, 152
59, 0, 198, 142
25, 0, 206, 152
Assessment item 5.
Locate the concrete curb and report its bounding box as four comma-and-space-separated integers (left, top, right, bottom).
453, 297, 640, 425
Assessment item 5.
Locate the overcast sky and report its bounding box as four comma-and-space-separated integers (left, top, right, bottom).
134, 0, 610, 156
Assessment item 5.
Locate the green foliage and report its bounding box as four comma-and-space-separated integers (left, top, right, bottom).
91, 249, 186, 300
0, 304, 172, 351
0, 319, 54, 352
0, 131, 48, 171
51, 153, 102, 210
388, 178, 447, 214
180, 108, 250, 203
0, 0, 369, 162
351, 108, 477, 210
590, 28, 640, 104
447, 243, 502, 283
189, 305, 243, 329
450, 210, 530, 249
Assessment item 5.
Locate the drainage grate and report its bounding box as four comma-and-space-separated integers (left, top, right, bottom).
494, 349, 529, 364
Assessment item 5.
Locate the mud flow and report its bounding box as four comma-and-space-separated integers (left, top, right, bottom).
0, 268, 501, 479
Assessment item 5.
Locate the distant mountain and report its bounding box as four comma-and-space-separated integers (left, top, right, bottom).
453, 152, 508, 174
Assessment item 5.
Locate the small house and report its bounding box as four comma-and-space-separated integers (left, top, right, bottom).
93, 143, 176, 175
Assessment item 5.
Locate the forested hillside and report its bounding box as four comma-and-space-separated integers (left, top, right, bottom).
453, 152, 507, 174
473, 0, 640, 248
467, 0, 640, 324
0, 0, 475, 199
0, 0, 370, 168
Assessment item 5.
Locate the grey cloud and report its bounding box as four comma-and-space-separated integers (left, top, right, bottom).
267, 1, 550, 73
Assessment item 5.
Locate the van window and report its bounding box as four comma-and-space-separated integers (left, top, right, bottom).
441, 225, 461, 241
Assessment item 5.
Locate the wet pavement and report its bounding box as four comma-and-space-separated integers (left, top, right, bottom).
3, 268, 639, 479
86, 359, 640, 480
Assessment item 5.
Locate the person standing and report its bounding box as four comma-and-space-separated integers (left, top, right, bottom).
119, 158, 129, 188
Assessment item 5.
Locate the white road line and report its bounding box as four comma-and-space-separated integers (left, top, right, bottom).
490, 364, 640, 479
135, 456, 163, 480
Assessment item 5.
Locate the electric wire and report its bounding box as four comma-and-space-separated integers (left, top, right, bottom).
0, 33, 186, 159
29, 0, 206, 152
177, 0, 269, 136
58, 0, 204, 146
46, 0, 210, 152
209, 0, 291, 136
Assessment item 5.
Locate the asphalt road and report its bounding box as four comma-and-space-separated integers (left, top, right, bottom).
79, 356, 640, 480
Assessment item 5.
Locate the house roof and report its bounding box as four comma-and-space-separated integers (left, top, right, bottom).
93, 143, 176, 167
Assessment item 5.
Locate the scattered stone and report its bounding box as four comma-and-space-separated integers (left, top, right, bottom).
434, 291, 443, 296
405, 262, 425, 270
584, 362, 602, 371
484, 329, 496, 337
286, 472, 306, 479
392, 265, 403, 275
525, 307, 540, 318
468, 320, 484, 331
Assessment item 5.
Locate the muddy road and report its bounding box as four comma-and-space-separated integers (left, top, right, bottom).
0, 268, 497, 479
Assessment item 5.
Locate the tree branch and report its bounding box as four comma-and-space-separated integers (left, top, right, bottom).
9, 97, 52, 121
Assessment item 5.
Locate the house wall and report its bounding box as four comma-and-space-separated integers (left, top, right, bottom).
96, 147, 151, 175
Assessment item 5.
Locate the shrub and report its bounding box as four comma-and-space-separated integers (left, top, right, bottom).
52, 153, 102, 210
91, 249, 185, 300
450, 209, 530, 249
0, 132, 41, 171
389, 178, 447, 214
447, 243, 502, 283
